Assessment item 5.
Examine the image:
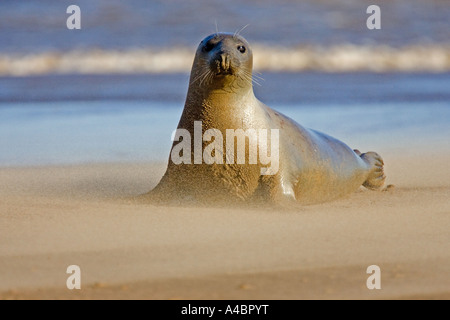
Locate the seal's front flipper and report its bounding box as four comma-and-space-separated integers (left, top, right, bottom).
360, 152, 386, 190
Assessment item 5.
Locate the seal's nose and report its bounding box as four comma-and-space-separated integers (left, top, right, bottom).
219, 53, 231, 71
213, 51, 233, 75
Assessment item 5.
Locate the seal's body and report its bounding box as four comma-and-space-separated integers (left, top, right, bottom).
148, 33, 385, 205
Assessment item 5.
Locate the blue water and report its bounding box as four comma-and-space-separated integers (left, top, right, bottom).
1, 73, 449, 104
0, 73, 449, 167
0, 1, 448, 167
1, 0, 449, 52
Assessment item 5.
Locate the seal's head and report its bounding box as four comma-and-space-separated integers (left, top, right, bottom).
189, 33, 253, 90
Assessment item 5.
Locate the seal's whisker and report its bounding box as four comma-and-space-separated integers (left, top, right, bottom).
244, 69, 264, 82
215, 20, 219, 36
240, 70, 261, 86
196, 67, 212, 86
252, 73, 265, 82
192, 68, 207, 81
191, 68, 210, 85
196, 62, 215, 85
240, 74, 259, 87
207, 71, 215, 85
252, 78, 263, 86
241, 67, 262, 78
235, 75, 248, 89
252, 79, 262, 87
234, 24, 250, 38
249, 76, 262, 87
249, 75, 264, 81
203, 69, 215, 86
200, 70, 211, 86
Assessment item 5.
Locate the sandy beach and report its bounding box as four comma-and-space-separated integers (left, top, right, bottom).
0, 150, 448, 300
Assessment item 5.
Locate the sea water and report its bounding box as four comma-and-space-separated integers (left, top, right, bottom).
0, 1, 449, 166
0, 73, 448, 167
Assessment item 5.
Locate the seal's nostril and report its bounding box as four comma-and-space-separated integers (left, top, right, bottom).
220, 54, 231, 71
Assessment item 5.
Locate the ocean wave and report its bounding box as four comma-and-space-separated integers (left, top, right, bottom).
0, 44, 449, 76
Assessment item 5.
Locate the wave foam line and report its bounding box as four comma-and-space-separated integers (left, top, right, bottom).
0, 44, 449, 76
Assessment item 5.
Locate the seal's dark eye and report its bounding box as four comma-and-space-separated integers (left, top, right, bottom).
203, 42, 214, 52
238, 45, 246, 53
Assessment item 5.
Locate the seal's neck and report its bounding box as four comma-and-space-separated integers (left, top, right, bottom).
180, 82, 258, 130
186, 80, 255, 106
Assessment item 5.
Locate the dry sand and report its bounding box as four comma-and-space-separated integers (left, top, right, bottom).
0, 151, 449, 300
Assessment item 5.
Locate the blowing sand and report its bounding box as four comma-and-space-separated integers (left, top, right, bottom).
0, 151, 449, 300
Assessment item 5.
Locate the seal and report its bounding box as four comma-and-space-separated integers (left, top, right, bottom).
147, 32, 385, 205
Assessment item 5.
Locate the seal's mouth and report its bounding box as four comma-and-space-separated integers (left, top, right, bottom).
215, 69, 234, 76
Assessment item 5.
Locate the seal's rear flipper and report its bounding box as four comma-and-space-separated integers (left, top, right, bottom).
360, 152, 386, 190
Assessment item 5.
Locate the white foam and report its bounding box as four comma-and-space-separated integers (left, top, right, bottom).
0, 44, 449, 76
